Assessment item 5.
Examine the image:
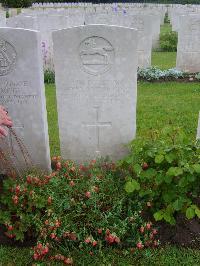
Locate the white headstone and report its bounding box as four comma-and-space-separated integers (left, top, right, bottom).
176, 15, 200, 72
0, 28, 51, 173
53, 25, 138, 161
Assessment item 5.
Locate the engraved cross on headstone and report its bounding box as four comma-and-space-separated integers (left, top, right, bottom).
82, 106, 112, 155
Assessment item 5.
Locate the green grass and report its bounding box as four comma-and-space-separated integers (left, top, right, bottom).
45, 84, 60, 156
137, 82, 200, 139
152, 51, 177, 70
1, 245, 200, 265
151, 23, 177, 70
45, 82, 200, 156
160, 23, 172, 35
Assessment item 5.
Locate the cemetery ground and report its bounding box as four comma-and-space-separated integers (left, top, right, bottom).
0, 79, 199, 265
0, 23, 199, 265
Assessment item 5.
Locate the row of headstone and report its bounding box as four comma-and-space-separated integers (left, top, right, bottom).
6, 7, 163, 71
0, 25, 199, 175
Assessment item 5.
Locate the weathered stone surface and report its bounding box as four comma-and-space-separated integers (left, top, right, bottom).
53, 25, 138, 162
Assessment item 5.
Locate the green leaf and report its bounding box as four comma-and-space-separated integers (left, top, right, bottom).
162, 191, 175, 203
139, 189, 153, 197
178, 177, 188, 187
186, 175, 196, 182
155, 174, 164, 185
133, 164, 142, 175
186, 207, 195, 219
140, 168, 157, 180
166, 167, 183, 177
172, 199, 184, 211
124, 180, 140, 193
192, 164, 200, 174
164, 174, 172, 184
154, 210, 164, 221
195, 208, 200, 218
155, 154, 164, 164
165, 153, 176, 163
163, 212, 173, 223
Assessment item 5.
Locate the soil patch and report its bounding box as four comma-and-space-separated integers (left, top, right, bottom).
157, 214, 200, 249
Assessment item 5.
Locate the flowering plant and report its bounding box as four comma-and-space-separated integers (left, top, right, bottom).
0, 158, 159, 262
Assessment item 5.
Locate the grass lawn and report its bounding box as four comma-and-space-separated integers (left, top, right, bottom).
152, 51, 177, 70
151, 23, 177, 70
45, 82, 200, 156
160, 23, 172, 34
1, 245, 200, 265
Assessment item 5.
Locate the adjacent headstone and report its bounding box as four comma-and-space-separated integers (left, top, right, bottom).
85, 13, 152, 68
0, 11, 6, 27
176, 15, 200, 72
53, 25, 138, 161
0, 28, 51, 173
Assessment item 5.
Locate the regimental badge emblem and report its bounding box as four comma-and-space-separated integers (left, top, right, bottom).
0, 39, 17, 76
79, 36, 114, 75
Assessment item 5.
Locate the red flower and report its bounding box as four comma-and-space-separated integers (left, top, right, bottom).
7, 225, 13, 231
33, 253, 39, 260
56, 162, 62, 170
64, 258, 73, 264
152, 229, 158, 235
15, 185, 20, 195
85, 191, 91, 199
142, 162, 149, 170
55, 220, 61, 228
44, 220, 49, 225
92, 240, 98, 247
97, 228, 102, 234
85, 237, 91, 244
50, 233, 56, 239
43, 246, 49, 255
140, 226, 145, 233
69, 181, 75, 187
12, 195, 18, 205
115, 237, 120, 244
137, 242, 144, 249
69, 232, 77, 241
146, 222, 152, 230
47, 196, 52, 205
105, 234, 116, 244
26, 175, 32, 184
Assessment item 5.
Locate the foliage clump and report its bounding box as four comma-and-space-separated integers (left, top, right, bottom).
138, 67, 186, 81
160, 31, 178, 52
119, 127, 200, 225
2, 0, 32, 8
